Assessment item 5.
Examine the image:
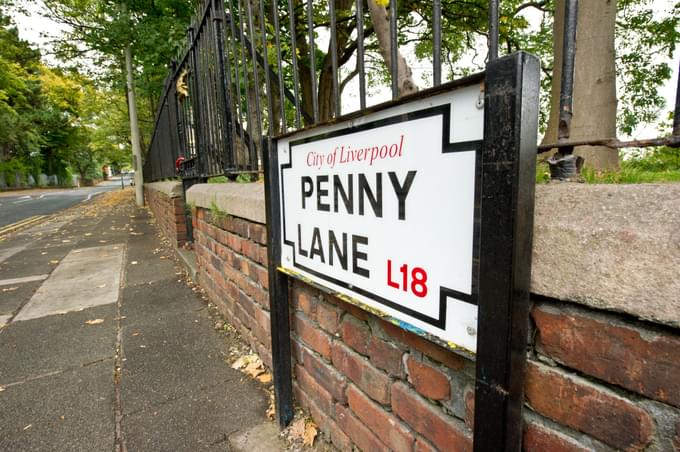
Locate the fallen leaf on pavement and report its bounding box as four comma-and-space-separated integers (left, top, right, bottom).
61, 239, 70, 243
49, 260, 59, 264
131, 332, 141, 336
0, 386, 6, 392
265, 403, 275, 419
131, 261, 138, 265
85, 319, 105, 325
41, 252, 48, 255
244, 360, 265, 378
2, 287, 18, 292
84, 233, 92, 236
99, 240, 107, 243
257, 372, 272, 384
302, 422, 318, 447
288, 419, 306, 441
23, 424, 32, 431
231, 355, 249, 370
96, 284, 107, 288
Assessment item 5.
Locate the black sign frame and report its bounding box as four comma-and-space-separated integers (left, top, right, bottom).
263, 51, 540, 451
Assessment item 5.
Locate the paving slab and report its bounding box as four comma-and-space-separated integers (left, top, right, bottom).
15, 244, 124, 321
0, 360, 114, 452
124, 380, 267, 451
0, 244, 72, 280
120, 297, 247, 414
0, 304, 116, 384
0, 280, 42, 317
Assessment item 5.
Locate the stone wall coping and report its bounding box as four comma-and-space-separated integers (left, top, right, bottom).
187, 182, 680, 328
144, 181, 183, 198
186, 182, 266, 225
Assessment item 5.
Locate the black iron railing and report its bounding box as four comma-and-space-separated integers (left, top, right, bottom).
143, 0, 508, 183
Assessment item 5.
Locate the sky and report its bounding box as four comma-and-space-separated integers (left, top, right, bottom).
9, 0, 679, 140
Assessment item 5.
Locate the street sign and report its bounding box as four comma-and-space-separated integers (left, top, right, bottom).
276, 83, 484, 352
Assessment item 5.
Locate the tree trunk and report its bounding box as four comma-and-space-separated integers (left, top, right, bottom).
543, 0, 618, 170
366, 0, 418, 97
125, 44, 145, 206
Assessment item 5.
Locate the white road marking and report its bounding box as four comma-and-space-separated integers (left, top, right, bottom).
12, 196, 33, 204
0, 274, 49, 287
85, 191, 105, 201
0, 244, 29, 264
14, 244, 125, 322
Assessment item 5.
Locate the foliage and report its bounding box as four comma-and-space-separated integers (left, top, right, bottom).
0, 9, 133, 185
41, 0, 198, 143
615, 0, 679, 135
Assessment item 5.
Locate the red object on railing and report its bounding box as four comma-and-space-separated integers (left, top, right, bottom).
175, 157, 185, 173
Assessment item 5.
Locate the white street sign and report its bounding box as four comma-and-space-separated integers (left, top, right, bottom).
277, 84, 484, 352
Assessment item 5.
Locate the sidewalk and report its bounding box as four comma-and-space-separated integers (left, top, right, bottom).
0, 190, 278, 451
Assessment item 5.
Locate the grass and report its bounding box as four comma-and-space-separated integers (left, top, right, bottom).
581, 166, 680, 184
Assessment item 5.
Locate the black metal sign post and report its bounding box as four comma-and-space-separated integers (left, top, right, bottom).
473, 52, 540, 451
263, 139, 295, 428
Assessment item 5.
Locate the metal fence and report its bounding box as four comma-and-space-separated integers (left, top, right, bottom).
144, 0, 679, 183
144, 0, 507, 183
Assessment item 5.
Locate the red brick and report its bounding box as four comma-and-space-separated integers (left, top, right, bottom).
380, 320, 467, 371
368, 336, 404, 377
464, 387, 475, 429
333, 296, 370, 321
295, 365, 334, 414
523, 423, 590, 452
291, 338, 304, 364
254, 340, 272, 369
415, 437, 437, 452
335, 403, 387, 452
406, 355, 451, 401
258, 246, 268, 267
294, 313, 331, 359
326, 416, 352, 451
300, 346, 347, 404
293, 381, 329, 431
253, 305, 271, 345
331, 342, 391, 405
248, 223, 267, 245
533, 303, 680, 408
340, 316, 370, 355
294, 290, 317, 319
316, 301, 341, 334
347, 384, 414, 452
391, 381, 472, 452
525, 361, 653, 451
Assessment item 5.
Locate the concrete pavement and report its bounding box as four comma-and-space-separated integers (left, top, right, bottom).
0, 189, 273, 451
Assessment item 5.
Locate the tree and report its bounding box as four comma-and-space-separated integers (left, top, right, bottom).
542, 0, 619, 170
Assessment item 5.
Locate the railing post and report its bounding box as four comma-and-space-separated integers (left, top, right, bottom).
187, 25, 206, 178
212, 0, 236, 174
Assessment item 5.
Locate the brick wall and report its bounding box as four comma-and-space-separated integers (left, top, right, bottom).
178, 183, 680, 451
144, 182, 187, 247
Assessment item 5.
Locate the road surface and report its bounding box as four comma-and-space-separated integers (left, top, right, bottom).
0, 177, 130, 229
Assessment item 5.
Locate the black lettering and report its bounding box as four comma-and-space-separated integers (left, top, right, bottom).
328, 230, 347, 269
301, 176, 313, 209
297, 224, 308, 257
317, 175, 330, 211
358, 173, 382, 218
333, 174, 353, 214
388, 170, 417, 221
352, 235, 369, 277
309, 227, 325, 263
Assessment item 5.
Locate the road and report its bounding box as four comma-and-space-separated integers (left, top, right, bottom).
0, 177, 131, 229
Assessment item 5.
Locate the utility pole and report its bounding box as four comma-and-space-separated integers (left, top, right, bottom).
123, 3, 144, 206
